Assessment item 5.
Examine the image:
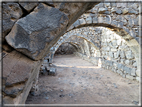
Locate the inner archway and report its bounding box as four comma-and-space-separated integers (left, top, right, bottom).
26, 27, 139, 105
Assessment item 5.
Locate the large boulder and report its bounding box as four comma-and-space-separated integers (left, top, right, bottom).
5, 3, 97, 60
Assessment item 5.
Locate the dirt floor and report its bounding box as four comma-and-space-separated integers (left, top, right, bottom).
26, 54, 140, 105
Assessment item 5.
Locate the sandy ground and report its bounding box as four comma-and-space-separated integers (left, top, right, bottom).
26, 54, 140, 105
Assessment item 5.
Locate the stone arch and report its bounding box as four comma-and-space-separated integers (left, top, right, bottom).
67, 22, 140, 77
53, 25, 140, 78
66, 2, 141, 77
50, 33, 101, 58
2, 2, 141, 104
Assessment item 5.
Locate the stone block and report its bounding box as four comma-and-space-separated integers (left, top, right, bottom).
116, 9, 122, 14
133, 62, 137, 67
114, 51, 120, 59
117, 21, 123, 28
128, 9, 138, 14
112, 40, 117, 46
122, 8, 129, 14
131, 68, 136, 76
48, 68, 57, 76
125, 51, 134, 60
40, 66, 45, 71
43, 60, 48, 64
85, 16, 92, 24
73, 20, 80, 27
120, 51, 125, 59
117, 63, 124, 71
126, 75, 136, 80
79, 18, 86, 25
111, 20, 118, 27
109, 52, 114, 58
136, 70, 140, 77
136, 77, 140, 82
92, 17, 98, 23
123, 66, 132, 75
130, 30, 136, 38
117, 39, 122, 45
98, 7, 108, 14
105, 47, 110, 51
98, 16, 104, 23
120, 59, 125, 64
111, 7, 117, 13
113, 62, 117, 67
125, 60, 130, 65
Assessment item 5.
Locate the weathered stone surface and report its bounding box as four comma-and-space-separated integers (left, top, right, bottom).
131, 68, 136, 76
111, 48, 117, 52
98, 7, 107, 13
122, 8, 129, 14
79, 18, 86, 25
85, 16, 92, 24
109, 52, 113, 58
6, 3, 69, 60
124, 60, 132, 65
133, 61, 137, 67
128, 9, 138, 14
136, 77, 140, 82
98, 16, 104, 23
116, 10, 122, 14
126, 75, 136, 80
111, 7, 117, 13
112, 40, 117, 46
114, 51, 120, 59
3, 50, 41, 87
2, 3, 23, 42
92, 16, 98, 23
3, 83, 24, 98
120, 51, 125, 59
3, 50, 42, 104
136, 70, 140, 77
48, 68, 57, 76
19, 3, 38, 12
123, 66, 132, 75
73, 20, 80, 27
104, 47, 110, 51
125, 50, 134, 60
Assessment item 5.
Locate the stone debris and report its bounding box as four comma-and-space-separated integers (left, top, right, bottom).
48, 68, 57, 76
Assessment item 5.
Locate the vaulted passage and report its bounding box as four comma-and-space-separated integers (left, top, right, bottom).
26, 54, 139, 104
2, 2, 141, 105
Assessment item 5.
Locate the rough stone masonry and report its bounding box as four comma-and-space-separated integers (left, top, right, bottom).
2, 2, 98, 104
1, 1, 141, 105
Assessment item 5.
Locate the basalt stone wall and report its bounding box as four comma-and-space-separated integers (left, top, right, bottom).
1, 1, 141, 105
100, 28, 139, 81
67, 2, 141, 78
48, 26, 140, 81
